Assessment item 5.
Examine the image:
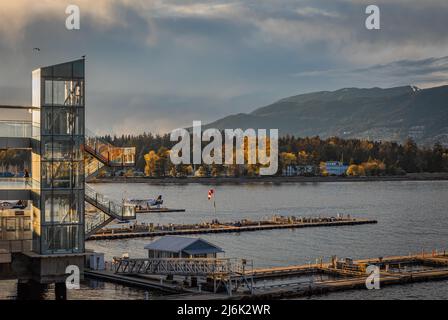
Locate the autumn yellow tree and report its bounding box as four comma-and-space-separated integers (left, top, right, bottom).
194, 166, 207, 177
144, 151, 159, 177
319, 162, 329, 176
361, 159, 386, 176
347, 164, 366, 176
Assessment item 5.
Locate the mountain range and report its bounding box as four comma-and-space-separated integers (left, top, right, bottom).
205, 85, 448, 146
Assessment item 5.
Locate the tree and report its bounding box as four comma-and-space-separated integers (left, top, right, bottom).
194, 166, 207, 177
280, 152, 297, 171
347, 164, 366, 176
157, 147, 171, 176
144, 151, 160, 177
169, 166, 178, 177
362, 159, 386, 176
400, 138, 419, 172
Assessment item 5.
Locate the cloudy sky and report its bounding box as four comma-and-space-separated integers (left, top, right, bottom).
1, 0, 448, 135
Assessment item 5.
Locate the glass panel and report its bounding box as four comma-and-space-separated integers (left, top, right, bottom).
52, 162, 72, 188
44, 193, 81, 223
53, 107, 72, 134
6, 219, 16, 231
32, 69, 41, 107
73, 60, 85, 78
0, 121, 32, 138
44, 80, 53, 105
23, 218, 31, 231
53, 63, 72, 78
41, 107, 84, 135
41, 161, 83, 189
42, 137, 83, 161
42, 225, 82, 254
53, 81, 65, 105
48, 80, 84, 106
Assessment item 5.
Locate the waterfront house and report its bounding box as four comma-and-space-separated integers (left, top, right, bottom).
282, 165, 317, 176
144, 236, 224, 259
324, 161, 349, 176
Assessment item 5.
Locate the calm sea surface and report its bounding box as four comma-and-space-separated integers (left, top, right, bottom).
2, 181, 447, 299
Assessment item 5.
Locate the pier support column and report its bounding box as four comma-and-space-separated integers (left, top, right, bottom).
17, 280, 47, 300
55, 282, 67, 300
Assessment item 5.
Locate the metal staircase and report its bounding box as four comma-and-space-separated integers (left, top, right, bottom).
83, 131, 137, 239
85, 155, 105, 180
84, 185, 136, 238
85, 130, 136, 168
84, 211, 114, 239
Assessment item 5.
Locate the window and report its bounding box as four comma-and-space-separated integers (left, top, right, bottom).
41, 107, 84, 135
23, 218, 31, 231
43, 80, 84, 106
42, 225, 82, 254
6, 219, 16, 231
42, 138, 83, 161
44, 193, 81, 223
44, 80, 53, 105
41, 161, 83, 189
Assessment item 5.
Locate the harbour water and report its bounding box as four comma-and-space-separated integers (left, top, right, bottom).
2, 180, 447, 299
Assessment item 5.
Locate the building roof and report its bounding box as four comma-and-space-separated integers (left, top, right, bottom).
144, 236, 224, 254
0, 105, 38, 110
37, 59, 85, 79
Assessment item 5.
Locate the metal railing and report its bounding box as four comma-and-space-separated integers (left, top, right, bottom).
85, 156, 105, 179
114, 258, 252, 277
0, 178, 39, 190
85, 211, 114, 238
0, 240, 32, 253
85, 130, 135, 167
0, 121, 32, 138
85, 184, 136, 221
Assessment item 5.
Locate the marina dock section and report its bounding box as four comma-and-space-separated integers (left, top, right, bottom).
86, 215, 378, 240
136, 208, 186, 214
85, 251, 448, 300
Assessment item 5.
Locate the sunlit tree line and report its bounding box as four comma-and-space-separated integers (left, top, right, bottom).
106, 133, 448, 177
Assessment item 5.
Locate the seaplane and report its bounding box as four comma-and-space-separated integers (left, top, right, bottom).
127, 195, 164, 210
0, 200, 27, 210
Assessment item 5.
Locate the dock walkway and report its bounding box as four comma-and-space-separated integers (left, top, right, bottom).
85, 252, 448, 300
87, 218, 377, 241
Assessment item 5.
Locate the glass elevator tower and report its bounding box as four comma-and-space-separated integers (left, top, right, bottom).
31, 60, 85, 255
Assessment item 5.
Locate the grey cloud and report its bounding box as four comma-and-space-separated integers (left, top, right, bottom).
1, 1, 448, 134
292, 56, 448, 89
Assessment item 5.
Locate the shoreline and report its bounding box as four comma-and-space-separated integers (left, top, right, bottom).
87, 172, 448, 184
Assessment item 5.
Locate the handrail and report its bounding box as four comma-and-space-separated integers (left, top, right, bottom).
85, 129, 135, 167
85, 184, 135, 220
0, 178, 39, 190
113, 257, 252, 276
85, 212, 114, 238
0, 121, 33, 138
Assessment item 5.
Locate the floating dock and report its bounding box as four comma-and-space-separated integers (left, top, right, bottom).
242, 253, 448, 299
86, 216, 377, 241
136, 208, 186, 213
85, 251, 448, 300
